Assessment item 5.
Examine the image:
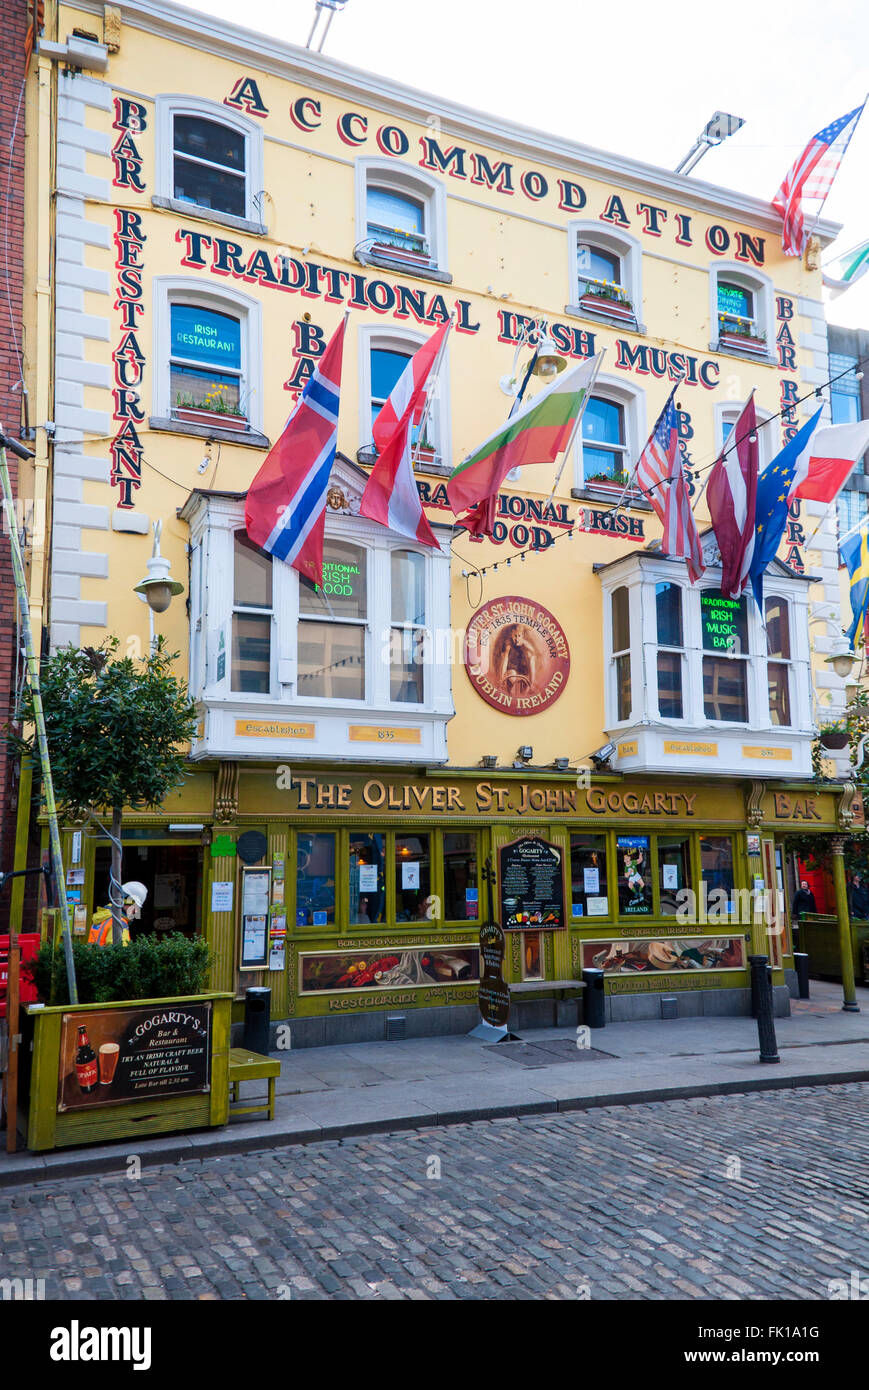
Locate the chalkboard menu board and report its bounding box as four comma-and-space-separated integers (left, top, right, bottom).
499, 836, 565, 931
478, 922, 510, 1027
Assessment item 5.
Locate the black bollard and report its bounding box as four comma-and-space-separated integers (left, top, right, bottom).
793, 951, 810, 1000
748, 954, 779, 1063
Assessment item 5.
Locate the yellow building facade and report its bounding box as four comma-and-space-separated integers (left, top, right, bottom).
18, 0, 861, 1039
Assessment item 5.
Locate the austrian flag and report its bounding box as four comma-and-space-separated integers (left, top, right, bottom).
359, 321, 450, 547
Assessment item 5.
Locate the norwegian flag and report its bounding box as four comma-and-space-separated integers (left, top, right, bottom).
244, 314, 346, 588
371, 320, 450, 454
706, 396, 759, 599
634, 386, 704, 583
772, 104, 865, 256
360, 322, 450, 547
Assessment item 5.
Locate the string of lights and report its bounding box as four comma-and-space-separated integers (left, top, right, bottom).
454, 350, 869, 585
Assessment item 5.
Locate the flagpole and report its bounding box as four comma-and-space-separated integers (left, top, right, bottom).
409, 315, 453, 471
545, 349, 606, 505
802, 96, 867, 249
610, 381, 680, 521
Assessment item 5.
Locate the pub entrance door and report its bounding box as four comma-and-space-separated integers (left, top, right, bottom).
489, 824, 571, 985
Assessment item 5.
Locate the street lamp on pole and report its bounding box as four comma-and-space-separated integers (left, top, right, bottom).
133, 520, 183, 652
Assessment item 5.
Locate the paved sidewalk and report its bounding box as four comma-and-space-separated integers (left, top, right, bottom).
3, 979, 869, 1187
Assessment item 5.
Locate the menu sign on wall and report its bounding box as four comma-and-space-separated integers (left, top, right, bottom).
58, 1004, 211, 1113
499, 836, 565, 931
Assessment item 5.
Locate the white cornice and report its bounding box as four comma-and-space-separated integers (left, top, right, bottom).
68, 0, 841, 244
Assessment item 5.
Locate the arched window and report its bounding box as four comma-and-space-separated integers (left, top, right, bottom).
153, 279, 263, 433
583, 396, 627, 482
359, 324, 449, 466
709, 262, 774, 360
155, 96, 264, 231
567, 221, 643, 328
355, 158, 449, 278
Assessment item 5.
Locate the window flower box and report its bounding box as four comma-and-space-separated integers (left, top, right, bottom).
175, 405, 249, 432
585, 472, 630, 496
717, 314, 767, 356
579, 278, 635, 323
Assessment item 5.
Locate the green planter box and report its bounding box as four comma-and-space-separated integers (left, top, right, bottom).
799, 914, 869, 984
25, 992, 233, 1152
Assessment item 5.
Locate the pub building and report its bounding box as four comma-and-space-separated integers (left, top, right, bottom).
15, 0, 857, 1042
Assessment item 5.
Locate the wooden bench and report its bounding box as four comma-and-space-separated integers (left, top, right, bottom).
228, 1047, 281, 1121
508, 979, 585, 999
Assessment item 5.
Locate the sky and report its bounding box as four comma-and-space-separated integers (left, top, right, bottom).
175, 0, 869, 330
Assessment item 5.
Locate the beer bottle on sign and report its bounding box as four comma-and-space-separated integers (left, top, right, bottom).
75, 1024, 98, 1094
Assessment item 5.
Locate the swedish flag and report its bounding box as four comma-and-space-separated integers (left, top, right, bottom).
840, 517, 869, 647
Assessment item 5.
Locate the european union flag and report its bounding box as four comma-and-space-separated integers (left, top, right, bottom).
749, 407, 823, 611
841, 518, 869, 648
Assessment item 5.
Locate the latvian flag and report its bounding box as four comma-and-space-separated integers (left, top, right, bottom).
245, 315, 347, 587
359, 321, 450, 547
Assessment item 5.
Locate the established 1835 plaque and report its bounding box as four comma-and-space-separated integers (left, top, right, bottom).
499, 836, 565, 931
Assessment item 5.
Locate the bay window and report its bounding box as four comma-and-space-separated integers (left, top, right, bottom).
181, 473, 452, 764
598, 545, 813, 776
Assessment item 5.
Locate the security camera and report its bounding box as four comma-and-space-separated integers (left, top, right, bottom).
590, 742, 616, 768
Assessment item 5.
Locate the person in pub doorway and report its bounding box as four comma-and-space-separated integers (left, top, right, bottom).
88, 881, 148, 946
790, 879, 817, 953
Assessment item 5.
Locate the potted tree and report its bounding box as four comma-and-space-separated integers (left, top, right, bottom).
14, 639, 233, 1152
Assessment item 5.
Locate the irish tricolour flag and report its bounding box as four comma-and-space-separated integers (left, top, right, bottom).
447, 356, 602, 535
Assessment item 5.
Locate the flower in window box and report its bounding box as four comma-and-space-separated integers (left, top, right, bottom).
585, 469, 630, 492
173, 386, 249, 432
579, 277, 635, 319
717, 313, 767, 350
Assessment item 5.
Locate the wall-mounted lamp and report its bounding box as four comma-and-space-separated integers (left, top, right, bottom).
480, 754, 498, 769
552, 757, 570, 771
825, 637, 859, 680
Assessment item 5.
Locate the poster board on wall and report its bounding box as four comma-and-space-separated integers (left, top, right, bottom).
240, 867, 271, 969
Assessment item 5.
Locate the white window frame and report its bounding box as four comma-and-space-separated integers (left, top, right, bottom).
297, 540, 372, 707
715, 401, 775, 474
181, 491, 453, 738
653, 579, 687, 722
764, 594, 794, 729
154, 94, 265, 231
566, 220, 644, 329
231, 531, 274, 698
152, 277, 263, 431
358, 322, 451, 469
600, 555, 813, 735
709, 262, 774, 357
354, 157, 449, 275
574, 374, 646, 490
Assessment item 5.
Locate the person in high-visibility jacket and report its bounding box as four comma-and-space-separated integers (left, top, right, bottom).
88, 881, 147, 946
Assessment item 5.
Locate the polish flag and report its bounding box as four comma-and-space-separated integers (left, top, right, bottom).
706, 396, 758, 598
789, 420, 869, 504
360, 323, 450, 547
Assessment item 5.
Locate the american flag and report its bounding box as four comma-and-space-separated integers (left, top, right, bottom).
772, 104, 865, 256
635, 386, 705, 582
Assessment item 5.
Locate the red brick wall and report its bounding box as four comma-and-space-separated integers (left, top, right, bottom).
0, 0, 30, 917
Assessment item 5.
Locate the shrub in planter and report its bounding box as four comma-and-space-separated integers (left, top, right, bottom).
25, 934, 212, 1006
819, 723, 849, 750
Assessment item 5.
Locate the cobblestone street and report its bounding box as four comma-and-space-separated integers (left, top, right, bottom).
3, 1083, 869, 1301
